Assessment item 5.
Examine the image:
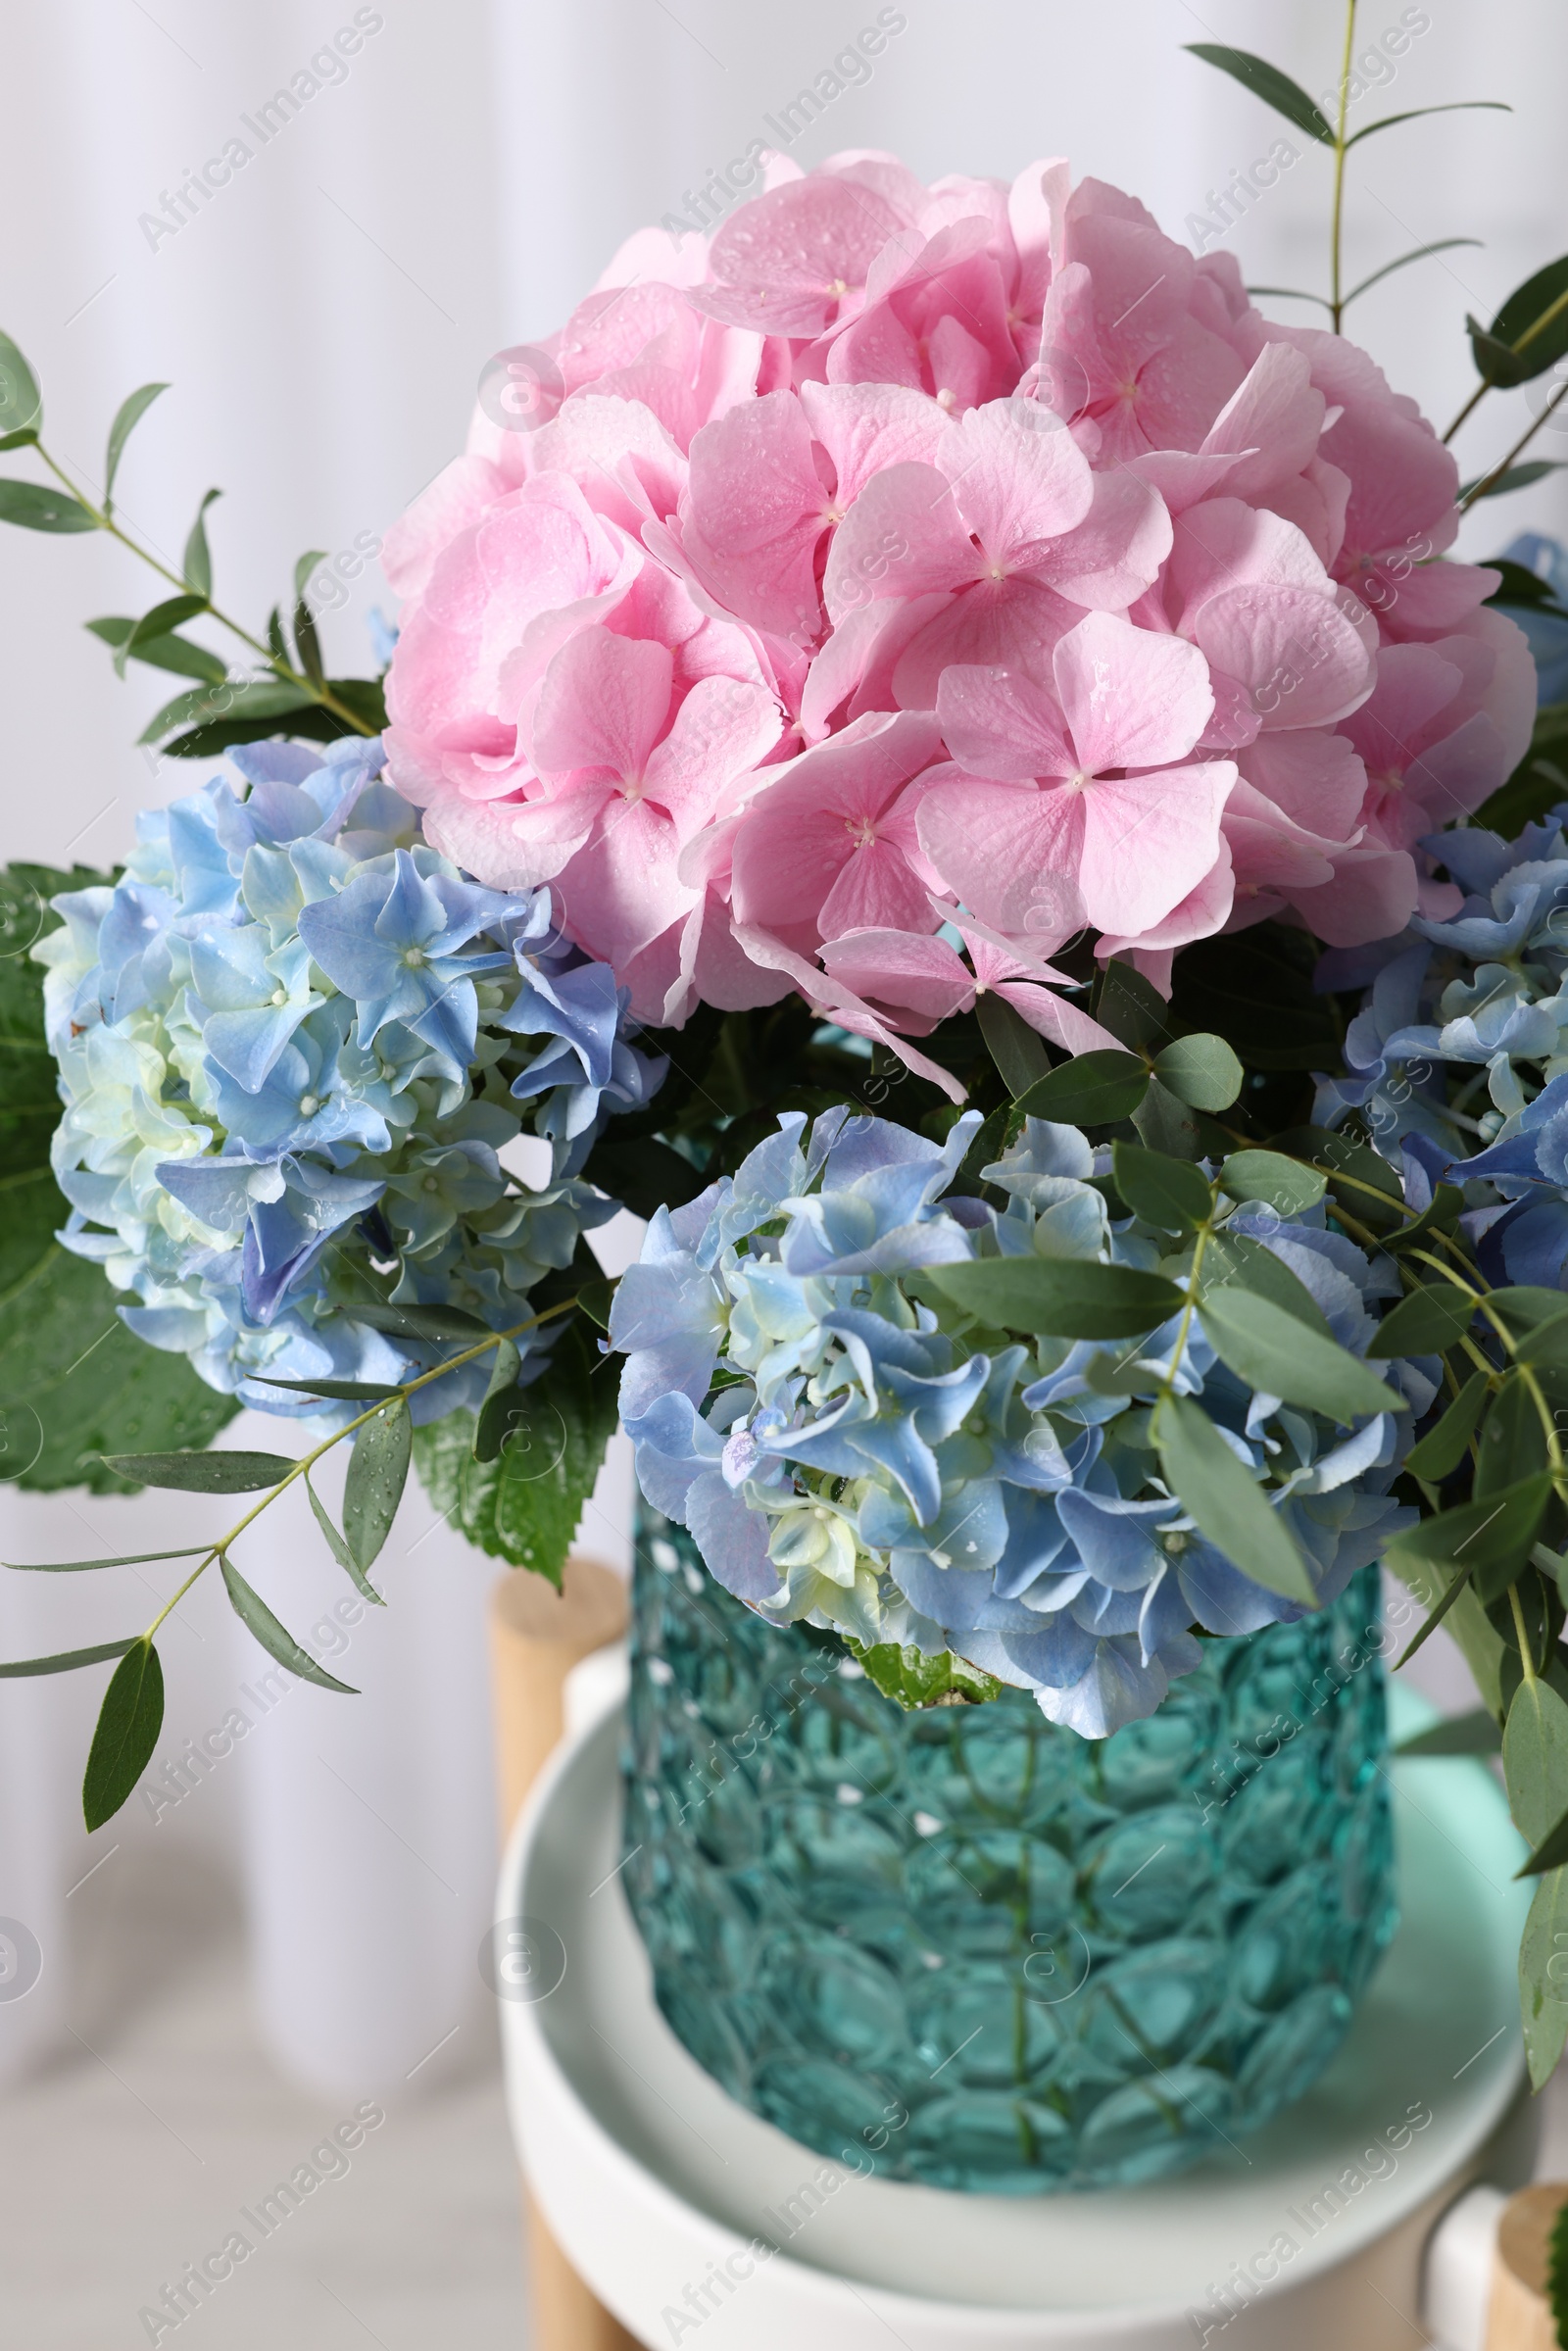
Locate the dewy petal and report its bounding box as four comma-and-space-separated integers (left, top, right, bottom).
530, 629, 675, 780
935, 663, 1075, 782
1051, 612, 1213, 774
1076, 761, 1236, 938
916, 774, 1085, 940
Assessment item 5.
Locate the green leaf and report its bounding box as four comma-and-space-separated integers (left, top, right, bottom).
347, 1299, 494, 1347
114, 593, 209, 680
1505, 1676, 1568, 1852
1154, 1392, 1317, 1606
1515, 1309, 1568, 1375
1111, 1142, 1211, 1234
82, 1641, 164, 1830
975, 994, 1050, 1099
342, 1397, 412, 1573
1345, 101, 1508, 152
1129, 1075, 1204, 1161
292, 549, 327, 605
85, 614, 226, 685
1386, 1474, 1553, 1596
473, 1337, 524, 1463
926, 1255, 1183, 1341
1405, 1371, 1492, 1480
1519, 1803, 1568, 1881
1247, 286, 1333, 312
847, 1641, 1003, 1710
1013, 1050, 1149, 1127
1395, 1709, 1501, 1757
1152, 1033, 1243, 1112
1269, 1125, 1403, 1229
0, 1638, 136, 1679
1471, 258, 1568, 388
254, 1375, 403, 1401
1460, 461, 1568, 504
1368, 1284, 1477, 1357
1182, 44, 1333, 142
1519, 1866, 1568, 2088
0, 331, 42, 437
305, 1474, 384, 1605
1490, 1286, 1568, 1335
0, 427, 38, 453
182, 486, 221, 597
103, 382, 169, 506
1384, 1183, 1465, 1255
573, 1277, 615, 1332
1091, 961, 1171, 1053
99, 1447, 293, 1494
575, 1131, 707, 1219
1219, 1151, 1326, 1217
0, 479, 96, 533
412, 1322, 620, 1589
1344, 237, 1484, 307
6, 1546, 207, 1573
219, 1554, 358, 1692
1475, 1373, 1551, 1498
1198, 1287, 1399, 1423
1197, 1230, 1336, 1342
137, 674, 313, 749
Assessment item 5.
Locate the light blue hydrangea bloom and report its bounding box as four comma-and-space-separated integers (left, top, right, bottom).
37, 737, 662, 1422
611, 1109, 1421, 1738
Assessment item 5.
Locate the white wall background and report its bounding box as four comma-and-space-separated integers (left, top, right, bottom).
1, 0, 1564, 2097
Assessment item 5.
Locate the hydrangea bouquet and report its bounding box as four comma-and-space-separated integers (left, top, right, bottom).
6, 13, 1568, 2074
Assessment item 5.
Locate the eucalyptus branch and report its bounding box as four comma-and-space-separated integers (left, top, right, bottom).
1329, 0, 1359, 334
1457, 376, 1568, 510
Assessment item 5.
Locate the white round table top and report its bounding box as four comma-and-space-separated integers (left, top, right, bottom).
500, 1671, 1531, 2348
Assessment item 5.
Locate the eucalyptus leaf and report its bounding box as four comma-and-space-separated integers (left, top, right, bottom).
0, 480, 96, 533
0, 331, 42, 436
1396, 1709, 1501, 1757
1345, 101, 1508, 151
927, 1256, 1183, 1341
1092, 961, 1171, 1052
347, 1300, 494, 1347
182, 486, 221, 598
1111, 1142, 1211, 1234
1198, 1288, 1400, 1422
1475, 1373, 1551, 1498
1198, 1230, 1335, 1343
342, 1397, 412, 1573
219, 1554, 358, 1692
5, 1546, 207, 1573
305, 1474, 384, 1605
0, 428, 38, 453
1519, 1802, 1568, 1881
115, 593, 209, 680
81, 1640, 164, 1830
1384, 1184, 1464, 1254
1013, 1050, 1149, 1127
1154, 1392, 1317, 1606
85, 615, 226, 686
1182, 44, 1333, 142
1219, 1150, 1326, 1217
1152, 1033, 1243, 1111
98, 1447, 294, 1494
103, 382, 170, 505
1129, 1075, 1204, 1161
1471, 257, 1568, 387
975, 994, 1050, 1098
1386, 1474, 1552, 1594
1368, 1284, 1477, 1357
1505, 1676, 1568, 1851
1460, 461, 1568, 503
1519, 1866, 1568, 2088
0, 1638, 137, 1679
254, 1376, 404, 1401
1404, 1371, 1492, 1481
137, 675, 313, 749
1344, 237, 1484, 307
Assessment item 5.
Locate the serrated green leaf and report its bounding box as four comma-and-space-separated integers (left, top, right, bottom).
1183, 43, 1333, 141
182, 486, 221, 598
99, 1448, 293, 1494
1111, 1141, 1211, 1234
1013, 1050, 1149, 1127
1219, 1151, 1326, 1217
847, 1641, 1003, 1710
342, 1397, 411, 1573
6, 1546, 206, 1573
1520, 1867, 1568, 2087
219, 1554, 358, 1692
1369, 1283, 1477, 1357
1152, 1033, 1243, 1111
473, 1338, 524, 1463
0, 480, 96, 533
927, 1255, 1183, 1341
1396, 1709, 1501, 1757
1405, 1371, 1492, 1480
975, 993, 1050, 1099
305, 1473, 384, 1604
103, 381, 169, 505
0, 1638, 136, 1679
1198, 1288, 1399, 1422
82, 1640, 164, 1829
412, 1323, 619, 1589
0, 332, 41, 437
1154, 1392, 1317, 1606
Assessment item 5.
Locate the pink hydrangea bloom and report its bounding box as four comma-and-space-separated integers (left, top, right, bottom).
382, 149, 1536, 1078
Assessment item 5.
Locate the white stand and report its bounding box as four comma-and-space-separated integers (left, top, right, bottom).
500, 1667, 1535, 2349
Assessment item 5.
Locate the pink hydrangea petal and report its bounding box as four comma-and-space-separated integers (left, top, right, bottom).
1052, 612, 1213, 774
1026, 468, 1172, 609
380, 457, 509, 602
916, 774, 1086, 939
1285, 842, 1419, 948
1076, 760, 1236, 936
798, 381, 949, 510
933, 661, 1070, 780
679, 390, 831, 643
818, 927, 975, 1024
1190, 583, 1375, 734
729, 923, 966, 1101
890, 578, 1077, 710
995, 979, 1122, 1054
1094, 837, 1235, 959
643, 675, 782, 839
822, 462, 976, 620
728, 710, 943, 945
530, 631, 674, 780
940, 400, 1094, 566
702, 178, 908, 334
1199, 341, 1324, 501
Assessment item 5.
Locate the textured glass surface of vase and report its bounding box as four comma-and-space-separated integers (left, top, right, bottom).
621, 1512, 1396, 2194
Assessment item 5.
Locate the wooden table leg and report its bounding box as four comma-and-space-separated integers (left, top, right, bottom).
489, 1557, 641, 2351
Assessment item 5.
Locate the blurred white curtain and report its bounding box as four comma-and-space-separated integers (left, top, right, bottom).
2, 0, 1567, 2098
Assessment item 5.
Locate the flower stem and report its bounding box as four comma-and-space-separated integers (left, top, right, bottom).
1329, 0, 1359, 334
33, 442, 375, 740
1457, 376, 1568, 511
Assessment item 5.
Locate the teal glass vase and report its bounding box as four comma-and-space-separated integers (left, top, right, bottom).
620, 1510, 1396, 2193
